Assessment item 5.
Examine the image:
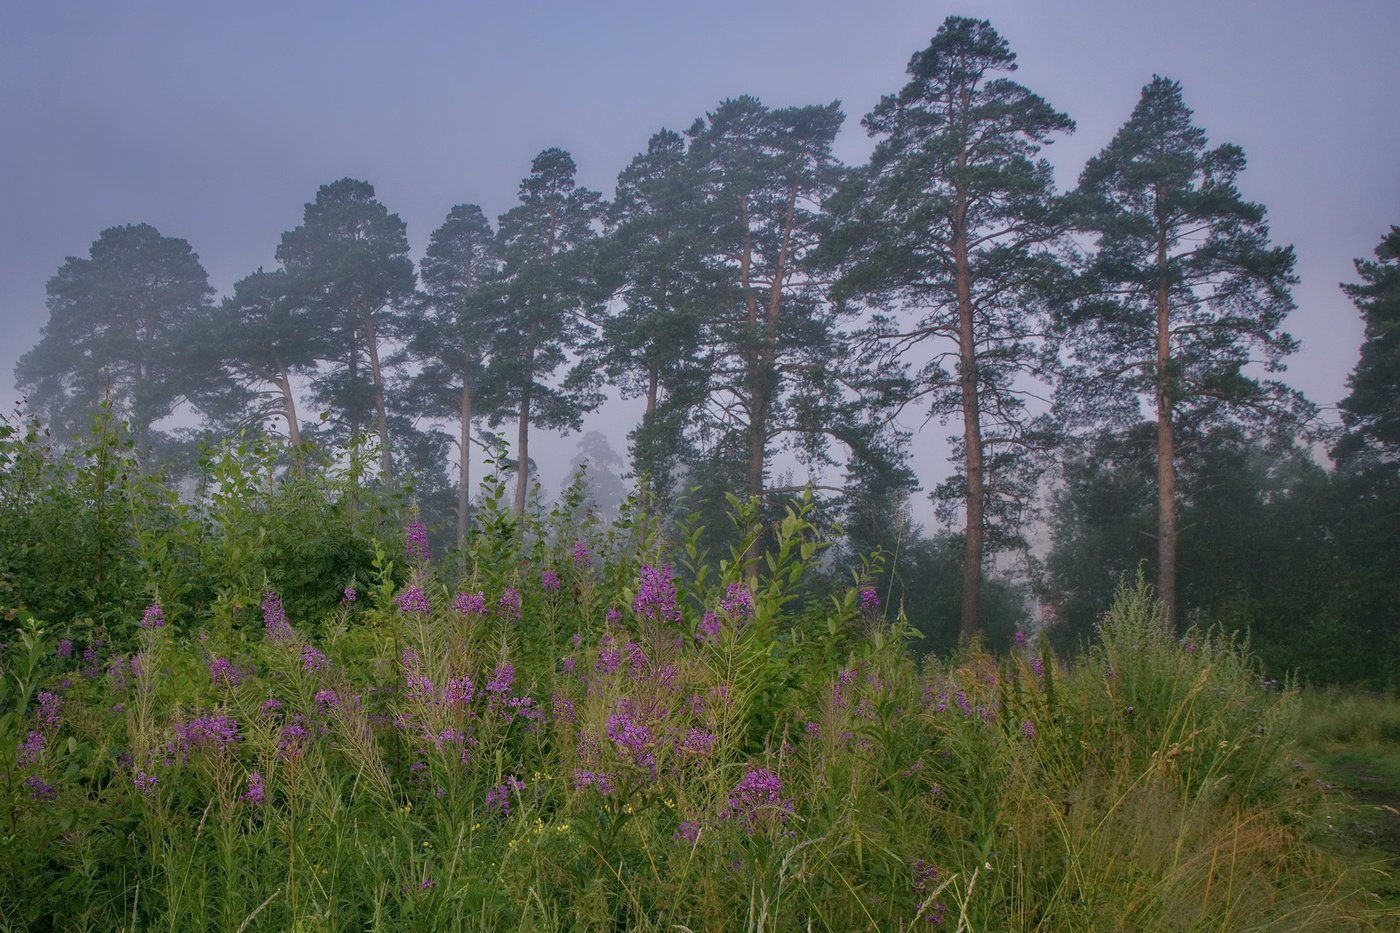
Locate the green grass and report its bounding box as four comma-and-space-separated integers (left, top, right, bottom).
1296, 689, 1400, 914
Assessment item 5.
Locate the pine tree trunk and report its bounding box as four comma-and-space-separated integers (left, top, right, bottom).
738, 193, 764, 581
953, 203, 985, 644
362, 303, 393, 479
1155, 224, 1178, 627
513, 325, 539, 518
457, 369, 473, 543
277, 365, 301, 448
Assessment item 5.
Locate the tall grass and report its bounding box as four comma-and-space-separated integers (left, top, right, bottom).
0, 431, 1391, 929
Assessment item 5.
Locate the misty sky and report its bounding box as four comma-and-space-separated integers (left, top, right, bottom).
2, 0, 1397, 498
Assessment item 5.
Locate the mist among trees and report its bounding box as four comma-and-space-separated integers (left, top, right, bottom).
10, 17, 1396, 685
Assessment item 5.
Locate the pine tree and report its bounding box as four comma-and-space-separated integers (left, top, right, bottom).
486, 149, 606, 517
275, 179, 415, 478
826, 17, 1073, 640
596, 129, 714, 496
1061, 76, 1305, 626
15, 223, 214, 451
403, 204, 501, 541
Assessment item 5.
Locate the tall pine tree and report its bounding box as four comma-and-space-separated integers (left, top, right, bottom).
276, 179, 415, 478
16, 223, 214, 452
486, 149, 606, 517
826, 17, 1073, 640
1060, 76, 1305, 626
403, 204, 501, 540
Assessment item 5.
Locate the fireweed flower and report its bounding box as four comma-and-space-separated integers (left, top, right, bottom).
300, 644, 330, 674
395, 586, 430, 614
445, 676, 475, 707
719, 583, 753, 620
18, 731, 45, 766
1020, 720, 1037, 741
209, 657, 242, 688
497, 587, 522, 621
484, 775, 525, 816
133, 771, 160, 796
56, 638, 73, 660
452, 591, 487, 617
485, 663, 515, 698
540, 570, 561, 594
241, 771, 265, 805
606, 711, 655, 770
697, 611, 723, 645
341, 586, 357, 605
573, 769, 614, 795
139, 603, 166, 629
724, 768, 791, 829
25, 775, 57, 802
263, 592, 293, 641
673, 820, 700, 844
633, 565, 682, 624
605, 607, 622, 627
172, 713, 241, 759
678, 728, 716, 758
571, 539, 592, 568
277, 716, 309, 761
858, 587, 881, 612
35, 690, 62, 727
405, 520, 431, 563
314, 689, 340, 709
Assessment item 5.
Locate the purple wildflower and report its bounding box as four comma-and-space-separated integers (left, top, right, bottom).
170, 713, 241, 760
540, 570, 561, 594
1020, 720, 1037, 741
277, 716, 309, 761
484, 775, 525, 816
497, 587, 522, 621
674, 820, 700, 844
406, 520, 431, 563
35, 690, 62, 727
595, 647, 621, 675
18, 731, 45, 766
395, 586, 430, 614
139, 603, 166, 629
260, 697, 283, 718
241, 771, 265, 805
697, 611, 723, 645
606, 711, 654, 769
452, 591, 487, 617
605, 607, 622, 626
858, 587, 881, 612
300, 643, 330, 674
209, 657, 242, 688
445, 675, 475, 706
25, 775, 56, 802
341, 586, 357, 605
552, 694, 576, 723
633, 565, 682, 625
314, 689, 340, 709
134, 771, 160, 796
561, 656, 577, 675
1030, 657, 1045, 679
678, 728, 716, 758
485, 663, 515, 698
1014, 629, 1028, 648
263, 592, 293, 641
56, 638, 73, 660
719, 583, 753, 620
573, 769, 615, 795
724, 768, 791, 829
571, 539, 592, 568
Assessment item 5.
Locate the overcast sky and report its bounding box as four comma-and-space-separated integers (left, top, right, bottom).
2, 0, 1397, 498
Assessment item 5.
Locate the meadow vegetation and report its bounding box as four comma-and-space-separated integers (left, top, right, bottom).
0, 417, 1394, 931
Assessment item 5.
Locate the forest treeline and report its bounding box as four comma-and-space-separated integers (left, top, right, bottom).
9, 18, 1397, 684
